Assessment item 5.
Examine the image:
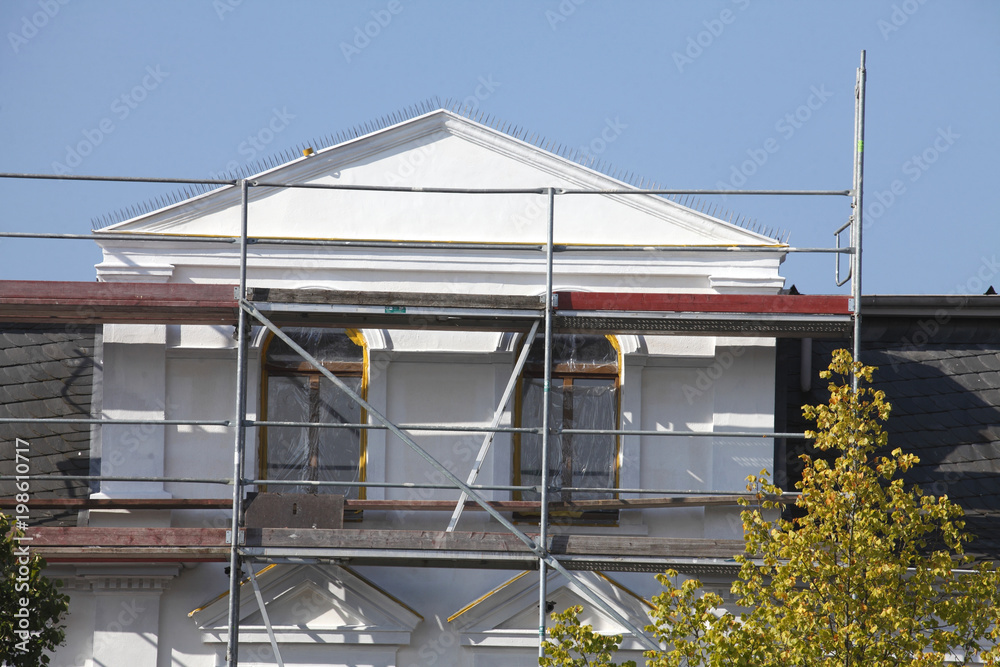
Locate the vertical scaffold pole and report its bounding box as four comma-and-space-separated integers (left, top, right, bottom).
538, 187, 555, 659
852, 50, 867, 390
226, 179, 250, 666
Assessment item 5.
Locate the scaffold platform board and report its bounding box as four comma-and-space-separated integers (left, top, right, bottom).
25, 526, 745, 574
0, 281, 853, 337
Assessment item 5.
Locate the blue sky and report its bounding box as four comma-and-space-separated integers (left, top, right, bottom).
1, 1, 997, 295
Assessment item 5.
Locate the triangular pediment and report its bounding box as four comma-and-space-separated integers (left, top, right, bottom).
448, 570, 652, 650
190, 564, 421, 645
240, 579, 365, 628
97, 110, 778, 248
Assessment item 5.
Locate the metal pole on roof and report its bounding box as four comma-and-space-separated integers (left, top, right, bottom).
538, 187, 555, 659
225, 179, 250, 667
852, 51, 867, 390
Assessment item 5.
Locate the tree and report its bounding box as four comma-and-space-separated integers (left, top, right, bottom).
540, 605, 637, 667
0, 512, 69, 666
542, 350, 1000, 666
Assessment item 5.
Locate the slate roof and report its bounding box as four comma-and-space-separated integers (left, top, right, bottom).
776, 301, 1000, 559
0, 324, 96, 526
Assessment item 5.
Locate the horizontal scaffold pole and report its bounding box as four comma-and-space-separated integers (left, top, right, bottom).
0, 232, 847, 254
0, 417, 231, 426
0, 172, 236, 185
0, 494, 797, 512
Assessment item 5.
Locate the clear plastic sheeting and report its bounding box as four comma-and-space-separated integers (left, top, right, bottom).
519, 378, 618, 501
518, 334, 619, 503
526, 333, 617, 371
266, 327, 363, 367
262, 328, 364, 497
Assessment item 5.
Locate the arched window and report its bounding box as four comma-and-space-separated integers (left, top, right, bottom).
259, 328, 366, 499
514, 334, 620, 523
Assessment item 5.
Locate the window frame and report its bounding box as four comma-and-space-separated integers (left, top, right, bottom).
512, 334, 622, 524
257, 328, 368, 501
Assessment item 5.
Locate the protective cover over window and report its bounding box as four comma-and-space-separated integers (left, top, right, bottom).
260, 328, 365, 498
515, 334, 619, 514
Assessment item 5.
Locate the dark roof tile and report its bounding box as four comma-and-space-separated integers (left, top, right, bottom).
965, 406, 1000, 426
975, 380, 1000, 403
0, 326, 93, 526
954, 354, 999, 374
981, 425, 1000, 442
0, 383, 35, 404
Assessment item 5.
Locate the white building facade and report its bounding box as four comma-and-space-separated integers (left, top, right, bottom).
47, 109, 789, 666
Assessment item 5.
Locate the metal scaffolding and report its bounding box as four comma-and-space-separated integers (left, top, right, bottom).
0, 53, 867, 665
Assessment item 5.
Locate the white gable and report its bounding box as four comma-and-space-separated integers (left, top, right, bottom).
448, 570, 652, 652
97, 110, 776, 247
241, 580, 364, 628
94, 110, 786, 292
189, 564, 421, 646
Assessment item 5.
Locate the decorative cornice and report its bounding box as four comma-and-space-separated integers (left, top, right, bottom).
73, 567, 180, 593
94, 263, 175, 283
85, 575, 175, 592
